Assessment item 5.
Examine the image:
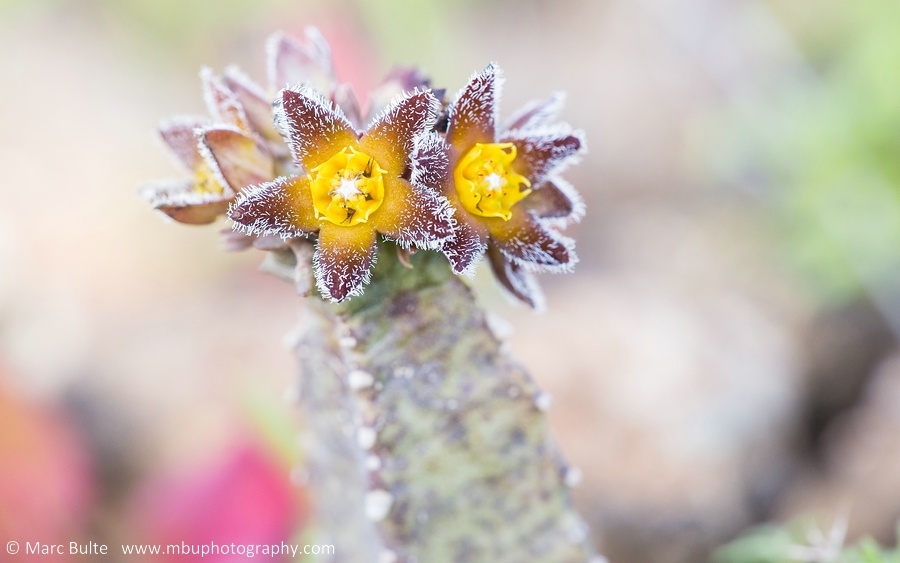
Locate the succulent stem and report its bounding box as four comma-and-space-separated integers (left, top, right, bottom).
294, 244, 597, 562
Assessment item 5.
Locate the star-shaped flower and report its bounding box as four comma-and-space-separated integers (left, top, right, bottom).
228, 87, 454, 302
416, 64, 585, 308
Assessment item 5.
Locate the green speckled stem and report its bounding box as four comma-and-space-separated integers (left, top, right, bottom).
295, 245, 596, 562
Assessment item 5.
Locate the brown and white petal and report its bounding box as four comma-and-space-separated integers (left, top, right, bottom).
361, 89, 438, 175
520, 177, 584, 224
410, 133, 487, 275
446, 64, 500, 151
409, 132, 451, 193
313, 222, 377, 302
487, 210, 577, 273
228, 175, 318, 238
442, 209, 488, 277
199, 126, 274, 191
141, 178, 231, 225
274, 86, 358, 171
159, 116, 208, 171
487, 244, 545, 310
500, 125, 585, 186
372, 176, 454, 250
223, 65, 281, 142
200, 67, 249, 131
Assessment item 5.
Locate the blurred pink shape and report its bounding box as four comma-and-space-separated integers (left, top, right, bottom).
0, 371, 94, 559
134, 442, 305, 562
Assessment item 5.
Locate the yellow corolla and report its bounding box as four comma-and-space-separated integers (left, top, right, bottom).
309, 147, 386, 226
454, 142, 531, 221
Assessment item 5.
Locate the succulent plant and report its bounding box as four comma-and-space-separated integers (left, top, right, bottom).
143, 27, 597, 562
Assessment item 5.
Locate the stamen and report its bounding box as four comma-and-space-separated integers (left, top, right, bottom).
453, 143, 531, 220
308, 146, 386, 226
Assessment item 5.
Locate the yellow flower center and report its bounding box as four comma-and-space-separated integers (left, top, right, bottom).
454, 143, 531, 220
308, 147, 386, 226
193, 162, 226, 195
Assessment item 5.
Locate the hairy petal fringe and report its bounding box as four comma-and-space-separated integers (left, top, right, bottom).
313, 222, 377, 302
362, 89, 439, 175
274, 85, 357, 171
487, 244, 546, 310
198, 125, 275, 191
158, 115, 208, 171
500, 124, 586, 186
490, 211, 578, 274
228, 176, 318, 238
446, 63, 503, 150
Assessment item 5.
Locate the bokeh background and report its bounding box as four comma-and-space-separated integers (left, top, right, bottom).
2, 0, 900, 561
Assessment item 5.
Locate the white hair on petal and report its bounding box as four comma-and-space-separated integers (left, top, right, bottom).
196, 124, 271, 191
501, 123, 587, 182
159, 114, 210, 132
364, 87, 438, 138
140, 178, 231, 208
410, 132, 448, 189
156, 115, 209, 171
199, 66, 249, 128
497, 212, 579, 275
270, 91, 290, 140
194, 125, 240, 196
440, 218, 487, 278
227, 176, 312, 239
139, 178, 189, 203
312, 238, 376, 303
456, 243, 486, 279
498, 258, 546, 312
541, 175, 586, 228
448, 63, 504, 139
385, 189, 455, 251
273, 84, 353, 167
199, 66, 219, 114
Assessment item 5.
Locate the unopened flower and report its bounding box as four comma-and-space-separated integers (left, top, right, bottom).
418, 64, 585, 307
228, 87, 454, 302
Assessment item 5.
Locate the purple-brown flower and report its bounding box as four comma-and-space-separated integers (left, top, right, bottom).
227, 87, 454, 302
417, 64, 585, 308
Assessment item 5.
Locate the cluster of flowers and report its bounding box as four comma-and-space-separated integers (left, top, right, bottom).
144, 28, 585, 307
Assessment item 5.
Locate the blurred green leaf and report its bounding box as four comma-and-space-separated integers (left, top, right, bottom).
711, 1, 900, 308
713, 518, 900, 563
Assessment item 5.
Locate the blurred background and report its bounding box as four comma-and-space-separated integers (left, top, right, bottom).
2, 0, 900, 561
